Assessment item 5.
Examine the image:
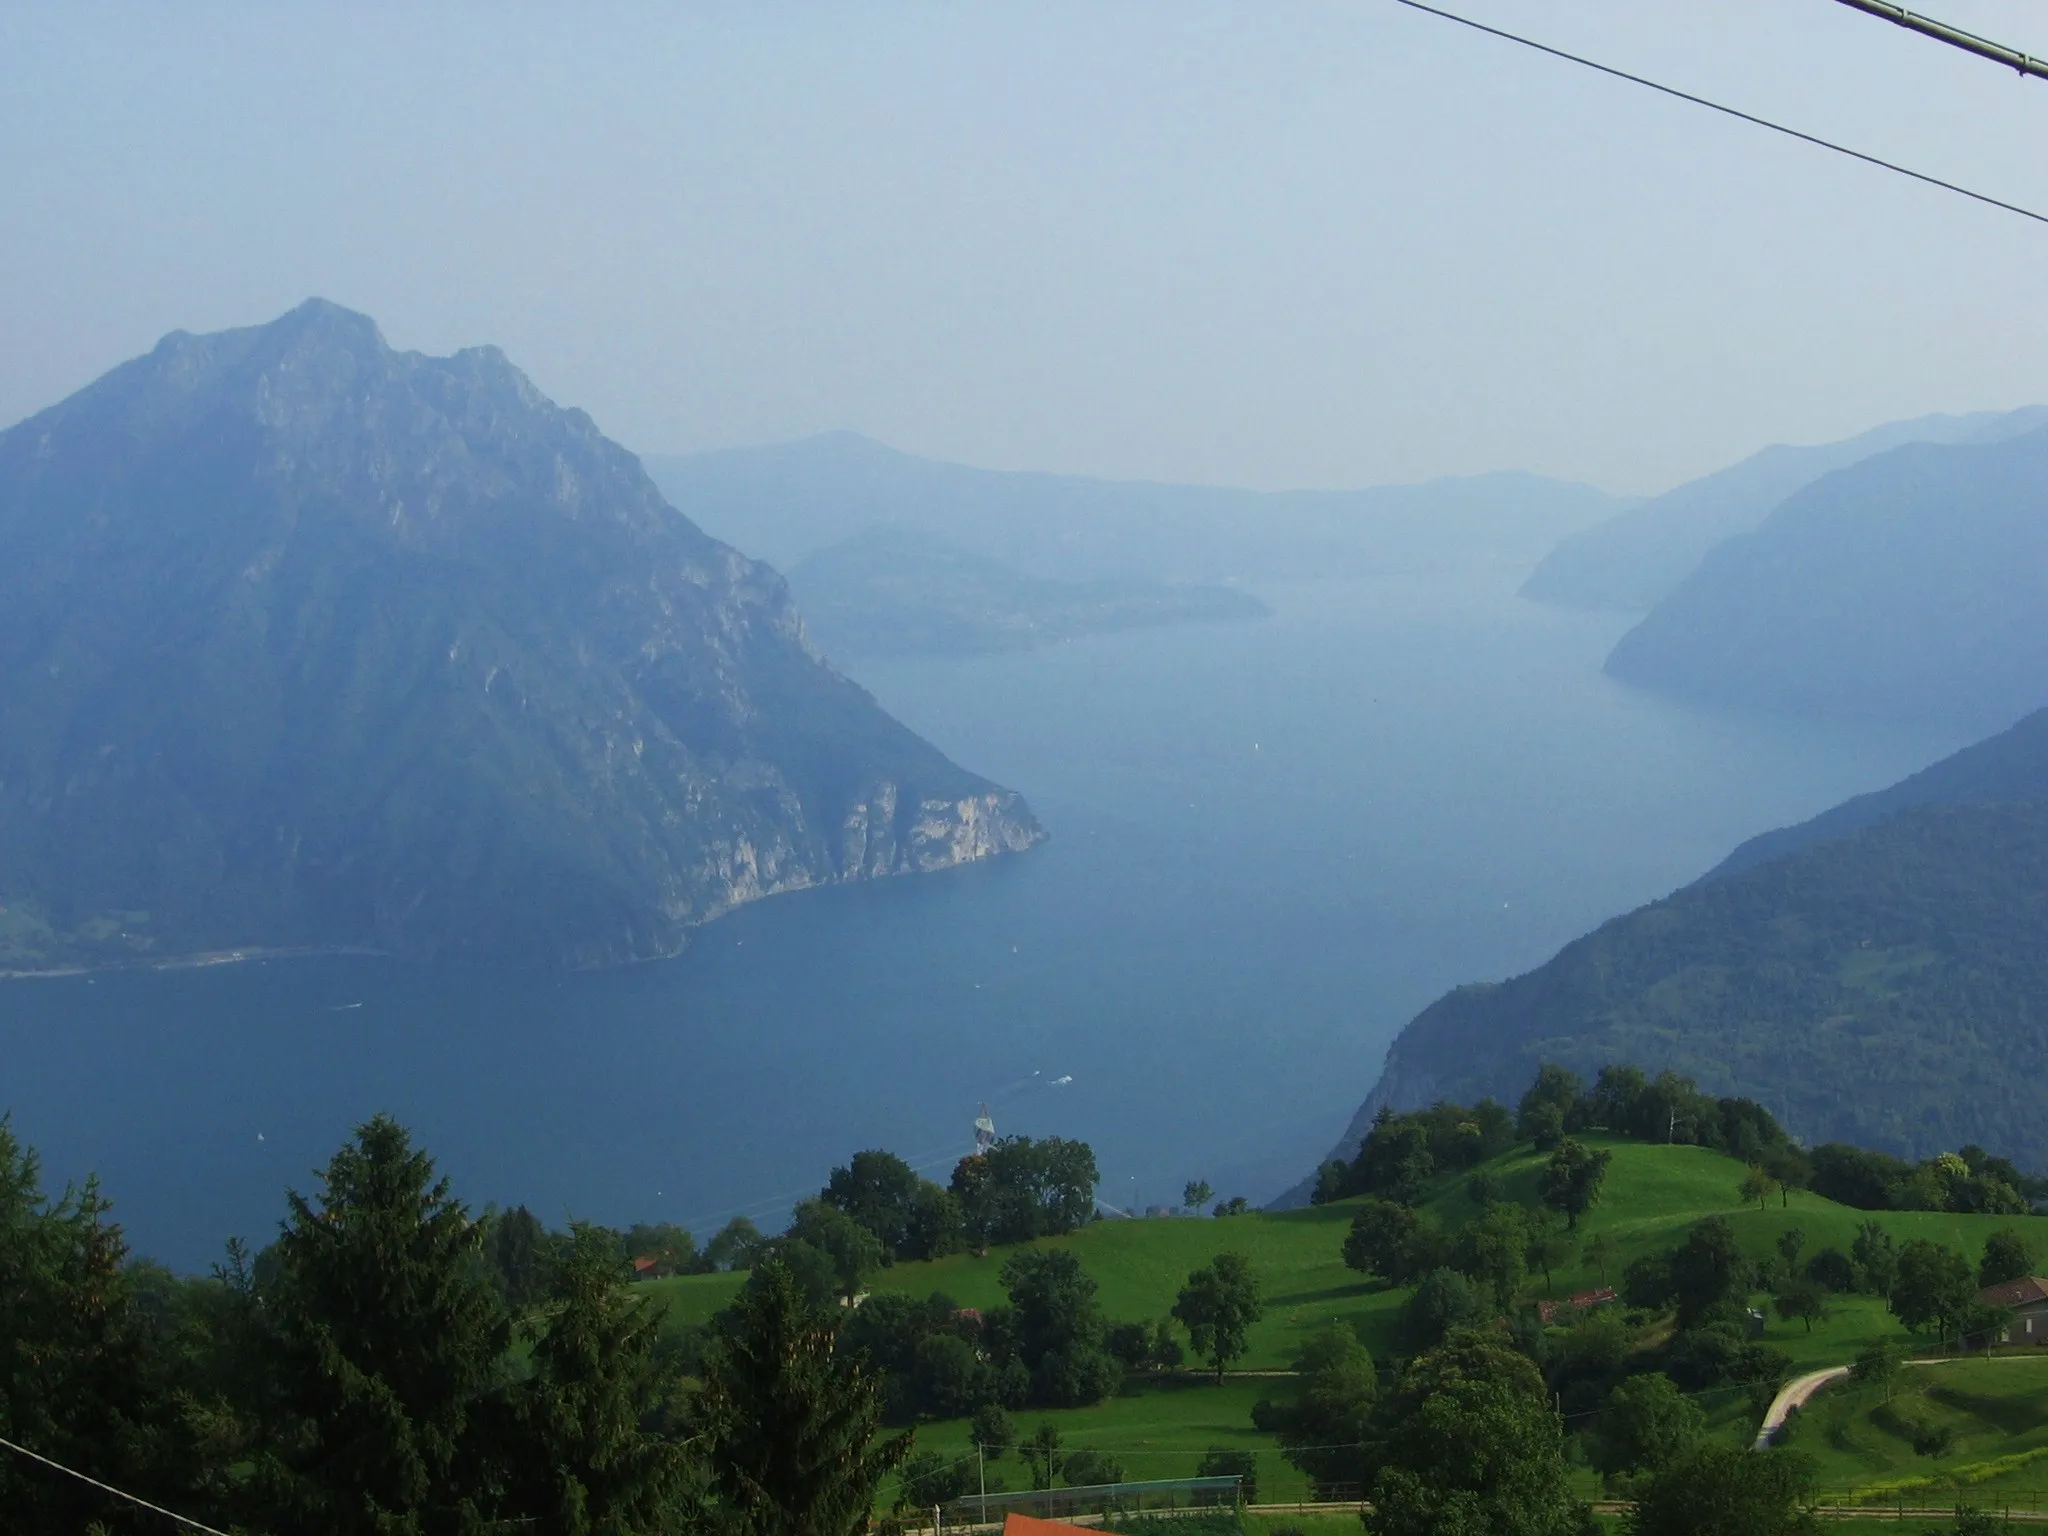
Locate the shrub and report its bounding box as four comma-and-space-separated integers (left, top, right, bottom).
1196, 1446, 1258, 1504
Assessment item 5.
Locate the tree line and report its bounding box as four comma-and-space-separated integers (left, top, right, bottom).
0, 1107, 1278, 1535
1, 1111, 925, 1534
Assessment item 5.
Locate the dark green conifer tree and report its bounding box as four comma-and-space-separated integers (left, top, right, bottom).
249, 1114, 509, 1536
694, 1258, 909, 1536
510, 1223, 703, 1535
0, 1120, 199, 1534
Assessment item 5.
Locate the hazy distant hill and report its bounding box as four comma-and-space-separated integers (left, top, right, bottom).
788, 526, 1270, 658
1521, 407, 2048, 612
644, 431, 1626, 584
1604, 426, 2048, 736
1710, 707, 2048, 880
0, 302, 1041, 972
1305, 709, 2048, 1182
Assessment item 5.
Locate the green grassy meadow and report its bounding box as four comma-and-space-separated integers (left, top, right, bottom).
1778, 1356, 2048, 1506
637, 1136, 2048, 1503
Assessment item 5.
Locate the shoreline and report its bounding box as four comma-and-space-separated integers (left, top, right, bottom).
0, 944, 390, 982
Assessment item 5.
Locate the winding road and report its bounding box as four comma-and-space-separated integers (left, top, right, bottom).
1754, 1365, 1853, 1448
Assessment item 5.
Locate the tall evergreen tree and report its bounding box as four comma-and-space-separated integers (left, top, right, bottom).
0, 1121, 198, 1535
249, 1114, 508, 1536
510, 1223, 702, 1535
694, 1259, 909, 1536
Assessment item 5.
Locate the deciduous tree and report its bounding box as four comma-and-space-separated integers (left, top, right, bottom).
1173, 1253, 1263, 1384
1367, 1332, 1585, 1536
1592, 1374, 1704, 1481
1538, 1137, 1612, 1229
786, 1200, 884, 1303
1890, 1239, 1975, 1340
1669, 1218, 1752, 1328
1342, 1197, 1419, 1285
1978, 1226, 2036, 1289
1456, 1201, 1530, 1311
1773, 1277, 1830, 1334
1738, 1167, 1777, 1211
992, 1249, 1121, 1407
1250, 1323, 1377, 1496
1625, 1444, 1819, 1536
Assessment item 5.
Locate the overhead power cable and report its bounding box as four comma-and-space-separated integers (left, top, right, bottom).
1388, 0, 2048, 229
1829, 0, 2048, 83
0, 1433, 240, 1536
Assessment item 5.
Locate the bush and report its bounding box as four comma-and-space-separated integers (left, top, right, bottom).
1869, 1398, 1959, 1459
1196, 1446, 1258, 1504
895, 1450, 980, 1512
1803, 1247, 1857, 1294
1401, 1268, 1486, 1352
970, 1401, 1014, 1459
1062, 1447, 1126, 1487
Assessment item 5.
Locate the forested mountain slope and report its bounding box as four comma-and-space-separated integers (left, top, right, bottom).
1711, 707, 2048, 880
1331, 795, 2048, 1172
1604, 427, 2048, 736
1521, 406, 2046, 612
0, 302, 1040, 971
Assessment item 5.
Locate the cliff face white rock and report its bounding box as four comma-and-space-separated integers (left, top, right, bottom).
0, 300, 1043, 971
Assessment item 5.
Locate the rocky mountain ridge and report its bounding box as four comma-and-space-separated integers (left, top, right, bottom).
0, 301, 1041, 971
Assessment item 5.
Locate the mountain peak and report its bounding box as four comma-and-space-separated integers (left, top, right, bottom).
0, 308, 1042, 971
271, 296, 386, 350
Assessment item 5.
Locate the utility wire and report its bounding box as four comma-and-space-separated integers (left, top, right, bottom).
1830, 0, 2048, 83
0, 1433, 240, 1536
1388, 0, 2048, 228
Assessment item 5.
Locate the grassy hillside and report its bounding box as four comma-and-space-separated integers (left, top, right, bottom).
1783, 1357, 2048, 1504
641, 1136, 2048, 1504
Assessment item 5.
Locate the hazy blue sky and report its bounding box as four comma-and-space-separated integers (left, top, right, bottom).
3, 1, 2045, 494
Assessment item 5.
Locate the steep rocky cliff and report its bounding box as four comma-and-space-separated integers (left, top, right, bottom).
0, 301, 1041, 971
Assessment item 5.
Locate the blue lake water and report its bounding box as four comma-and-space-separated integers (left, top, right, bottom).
0, 574, 1958, 1270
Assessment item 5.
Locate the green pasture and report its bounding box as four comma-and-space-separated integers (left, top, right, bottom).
1776, 1355, 2048, 1503
635, 1136, 2048, 1486
907, 1378, 1281, 1492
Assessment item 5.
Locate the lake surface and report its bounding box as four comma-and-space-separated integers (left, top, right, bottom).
0, 574, 1959, 1270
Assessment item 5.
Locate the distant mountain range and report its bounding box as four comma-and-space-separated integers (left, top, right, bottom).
1306, 705, 2048, 1185
0, 302, 1041, 972
644, 431, 1627, 585
1522, 406, 2048, 612
1604, 425, 2048, 737
787, 527, 1270, 658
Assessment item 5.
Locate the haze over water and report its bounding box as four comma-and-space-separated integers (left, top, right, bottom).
0, 571, 1956, 1271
